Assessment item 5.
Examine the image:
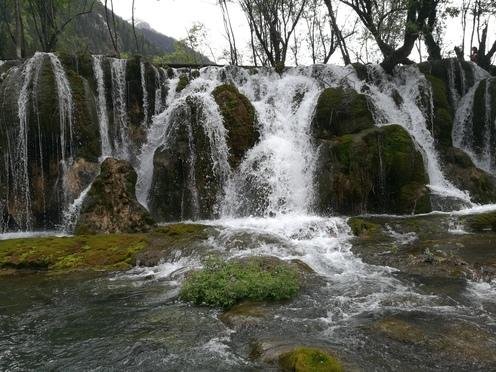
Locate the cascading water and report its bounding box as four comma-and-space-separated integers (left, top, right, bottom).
308, 63, 472, 205
110, 58, 130, 161
92, 55, 112, 159
140, 61, 149, 127
221, 68, 322, 217
13, 53, 46, 230
135, 73, 229, 212
453, 77, 496, 173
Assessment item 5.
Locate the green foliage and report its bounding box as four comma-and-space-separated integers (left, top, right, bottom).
180, 257, 300, 309
348, 218, 381, 237
278, 347, 343, 372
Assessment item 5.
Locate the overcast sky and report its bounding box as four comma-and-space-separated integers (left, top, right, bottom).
109, 0, 494, 66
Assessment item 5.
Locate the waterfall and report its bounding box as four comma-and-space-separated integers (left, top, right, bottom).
135, 73, 227, 210
453, 77, 496, 173
152, 65, 163, 114
140, 61, 149, 126
221, 68, 321, 217
14, 53, 46, 230
310, 64, 471, 205
110, 58, 130, 161
92, 55, 112, 159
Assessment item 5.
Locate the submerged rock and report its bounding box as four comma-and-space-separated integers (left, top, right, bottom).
75, 158, 155, 234
212, 84, 259, 168
251, 339, 344, 372
312, 87, 374, 140
316, 125, 431, 215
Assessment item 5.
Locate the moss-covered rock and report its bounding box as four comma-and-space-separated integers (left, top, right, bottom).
75, 158, 155, 234
316, 125, 431, 215
426, 74, 454, 148
466, 211, 496, 232
176, 74, 190, 93
312, 87, 374, 140
180, 256, 300, 309
212, 84, 258, 168
0, 234, 148, 273
442, 148, 496, 204
148, 96, 224, 221
347, 217, 381, 237
279, 347, 343, 372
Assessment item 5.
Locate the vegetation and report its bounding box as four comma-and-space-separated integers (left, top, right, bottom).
180, 257, 300, 309
278, 347, 343, 372
466, 211, 496, 232
0, 234, 147, 273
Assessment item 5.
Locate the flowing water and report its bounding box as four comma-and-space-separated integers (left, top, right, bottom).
110, 58, 130, 161
2, 61, 496, 370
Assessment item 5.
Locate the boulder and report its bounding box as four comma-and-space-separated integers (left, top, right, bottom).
312, 87, 374, 140
442, 148, 496, 204
315, 124, 431, 215
148, 96, 226, 221
75, 158, 155, 234
212, 84, 259, 168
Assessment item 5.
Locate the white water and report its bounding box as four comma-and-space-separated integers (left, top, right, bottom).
92, 55, 112, 159
110, 58, 130, 161
453, 77, 495, 174
308, 63, 471, 203
221, 68, 321, 217
135, 73, 226, 209
14, 53, 46, 230
140, 61, 149, 127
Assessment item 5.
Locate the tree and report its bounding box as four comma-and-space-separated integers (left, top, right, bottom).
238, 0, 308, 70
26, 0, 96, 52
219, 0, 239, 65
339, 0, 436, 72
104, 0, 119, 56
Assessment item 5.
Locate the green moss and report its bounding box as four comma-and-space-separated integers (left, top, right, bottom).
348, 218, 381, 237
466, 212, 496, 232
0, 234, 148, 273
279, 348, 343, 372
426, 74, 454, 148
180, 257, 300, 309
212, 84, 259, 168
176, 75, 190, 93
312, 87, 374, 139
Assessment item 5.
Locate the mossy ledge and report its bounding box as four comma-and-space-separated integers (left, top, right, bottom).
0, 223, 214, 275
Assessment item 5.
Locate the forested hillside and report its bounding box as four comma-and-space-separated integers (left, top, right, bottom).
0, 1, 208, 62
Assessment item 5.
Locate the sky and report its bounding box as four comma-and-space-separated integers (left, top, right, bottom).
108, 0, 495, 66
109, 0, 250, 64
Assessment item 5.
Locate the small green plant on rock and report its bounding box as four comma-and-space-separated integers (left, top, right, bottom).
179, 257, 299, 309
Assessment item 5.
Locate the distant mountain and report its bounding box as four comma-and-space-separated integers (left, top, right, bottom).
0, 2, 209, 63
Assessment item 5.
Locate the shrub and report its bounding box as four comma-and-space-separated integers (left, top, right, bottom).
180, 257, 299, 308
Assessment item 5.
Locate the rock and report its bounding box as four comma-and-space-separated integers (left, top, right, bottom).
350, 214, 496, 281
0, 234, 148, 273
466, 211, 496, 232
176, 74, 190, 93
75, 158, 155, 234
250, 340, 344, 372
312, 87, 374, 140
316, 125, 431, 215
218, 301, 269, 328
63, 158, 100, 203
148, 96, 225, 221
442, 148, 496, 204
212, 84, 259, 168
371, 315, 496, 366
425, 73, 454, 148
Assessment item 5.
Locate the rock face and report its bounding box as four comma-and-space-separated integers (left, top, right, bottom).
312, 87, 374, 139
149, 86, 257, 222
316, 125, 431, 215
212, 84, 259, 168
75, 158, 154, 234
